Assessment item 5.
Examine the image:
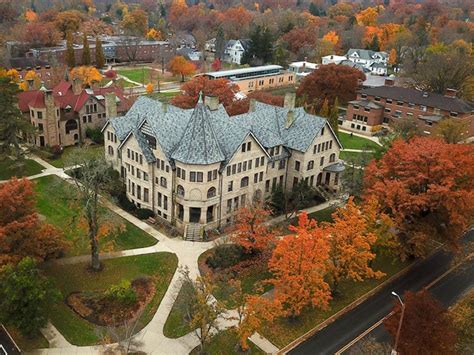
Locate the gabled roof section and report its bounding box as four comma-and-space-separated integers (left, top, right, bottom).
170, 95, 225, 165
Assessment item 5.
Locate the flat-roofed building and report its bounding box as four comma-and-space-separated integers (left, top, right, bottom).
201, 65, 295, 94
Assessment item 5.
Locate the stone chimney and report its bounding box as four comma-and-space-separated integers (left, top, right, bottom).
44, 89, 54, 108
72, 78, 83, 95
444, 88, 457, 98
249, 99, 256, 112
205, 95, 219, 111
285, 110, 295, 129
384, 78, 395, 86
27, 78, 35, 91
162, 102, 168, 113
105, 92, 118, 119
44, 89, 59, 146
284, 92, 296, 110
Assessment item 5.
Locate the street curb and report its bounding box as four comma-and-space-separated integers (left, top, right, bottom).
278, 249, 440, 354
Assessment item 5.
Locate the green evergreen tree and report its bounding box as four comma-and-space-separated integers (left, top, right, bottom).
329, 97, 339, 135
0, 78, 34, 161
66, 31, 76, 68
95, 37, 105, 69
0, 257, 61, 336
319, 98, 330, 117
309, 2, 325, 16
241, 26, 274, 66
82, 33, 91, 66
215, 27, 226, 60
368, 35, 380, 52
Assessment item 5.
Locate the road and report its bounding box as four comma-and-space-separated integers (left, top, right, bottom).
0, 325, 20, 355
288, 230, 474, 355
340, 258, 474, 353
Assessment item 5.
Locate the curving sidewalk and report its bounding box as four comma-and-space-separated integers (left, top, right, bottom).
26, 153, 339, 354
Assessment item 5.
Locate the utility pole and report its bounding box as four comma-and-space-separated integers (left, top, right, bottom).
391, 291, 405, 355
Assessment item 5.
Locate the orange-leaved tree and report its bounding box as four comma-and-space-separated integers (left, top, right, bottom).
171, 76, 239, 109
145, 82, 154, 94
168, 56, 196, 82
232, 203, 275, 254
364, 137, 474, 259
323, 197, 384, 293
70, 66, 103, 87
384, 290, 457, 354
268, 212, 331, 318
227, 279, 279, 351
0, 178, 67, 266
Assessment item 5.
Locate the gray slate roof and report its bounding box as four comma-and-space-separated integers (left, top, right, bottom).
347, 49, 388, 60
109, 96, 335, 167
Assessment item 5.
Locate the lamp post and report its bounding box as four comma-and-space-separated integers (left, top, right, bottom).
391, 291, 405, 355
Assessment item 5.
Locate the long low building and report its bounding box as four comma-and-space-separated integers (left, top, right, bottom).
343, 79, 474, 137
103, 93, 344, 239
201, 65, 295, 94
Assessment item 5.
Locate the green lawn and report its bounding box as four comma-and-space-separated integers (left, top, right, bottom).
163, 284, 195, 338
149, 91, 180, 103
0, 158, 44, 180
117, 68, 151, 84
259, 254, 410, 348
5, 325, 49, 351
339, 151, 375, 165
338, 132, 381, 151
262, 86, 297, 96
280, 206, 337, 234
43, 252, 178, 346
34, 175, 157, 256
35, 145, 104, 168
190, 328, 264, 355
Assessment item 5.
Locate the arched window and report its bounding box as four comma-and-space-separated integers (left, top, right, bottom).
329, 153, 336, 163
240, 176, 249, 188
207, 187, 216, 198
160, 177, 167, 188
307, 160, 314, 170
65, 119, 78, 134
177, 185, 185, 197
108, 146, 114, 156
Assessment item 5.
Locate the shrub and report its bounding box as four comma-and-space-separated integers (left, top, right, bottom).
86, 127, 104, 145
50, 145, 63, 159
206, 244, 245, 269
105, 279, 137, 305
134, 208, 155, 220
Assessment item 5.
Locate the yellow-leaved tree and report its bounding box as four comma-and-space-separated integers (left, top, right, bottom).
70, 66, 103, 87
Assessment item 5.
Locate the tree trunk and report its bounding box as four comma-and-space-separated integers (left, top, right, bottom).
89, 214, 101, 271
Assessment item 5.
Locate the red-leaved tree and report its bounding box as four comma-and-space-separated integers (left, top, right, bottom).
384, 290, 457, 354
297, 64, 365, 112
364, 137, 474, 259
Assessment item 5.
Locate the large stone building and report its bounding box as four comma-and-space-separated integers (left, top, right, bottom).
103, 93, 344, 239
18, 79, 131, 147
343, 79, 474, 137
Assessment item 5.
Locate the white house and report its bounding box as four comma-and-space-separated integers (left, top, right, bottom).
288, 61, 319, 80
321, 55, 347, 65
223, 39, 250, 65
345, 49, 388, 75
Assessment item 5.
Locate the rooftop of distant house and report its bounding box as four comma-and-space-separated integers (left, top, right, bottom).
203, 65, 284, 80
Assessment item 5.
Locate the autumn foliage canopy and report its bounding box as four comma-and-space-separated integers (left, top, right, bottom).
0, 178, 66, 266
384, 290, 457, 354
364, 137, 474, 259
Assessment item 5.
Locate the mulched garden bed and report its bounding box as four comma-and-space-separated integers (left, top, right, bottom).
66, 278, 156, 326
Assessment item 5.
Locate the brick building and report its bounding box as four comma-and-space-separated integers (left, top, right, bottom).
18, 79, 131, 147
343, 79, 474, 137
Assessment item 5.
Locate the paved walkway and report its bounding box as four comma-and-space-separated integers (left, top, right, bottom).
25, 153, 288, 354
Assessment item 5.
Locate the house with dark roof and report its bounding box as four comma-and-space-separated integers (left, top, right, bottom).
103, 93, 344, 238
223, 39, 250, 65
18, 79, 131, 147
345, 49, 388, 75
343, 78, 474, 137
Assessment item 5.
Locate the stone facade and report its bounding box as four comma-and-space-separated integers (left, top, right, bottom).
18, 80, 131, 147
103, 93, 344, 237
